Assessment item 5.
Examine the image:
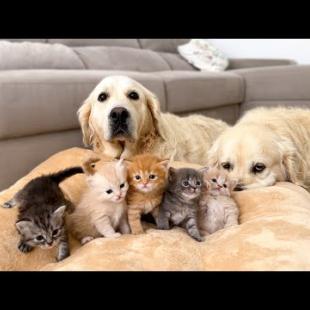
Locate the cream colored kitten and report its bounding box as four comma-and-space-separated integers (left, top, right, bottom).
68, 155, 130, 245
198, 167, 239, 235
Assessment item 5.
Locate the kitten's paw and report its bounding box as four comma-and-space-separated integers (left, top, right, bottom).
56, 252, 70, 262
131, 229, 144, 235
108, 232, 122, 239
18, 242, 33, 253
2, 201, 14, 208
81, 236, 94, 245
157, 224, 170, 230
192, 235, 205, 242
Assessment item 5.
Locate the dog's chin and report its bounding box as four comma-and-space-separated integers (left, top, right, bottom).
109, 127, 133, 142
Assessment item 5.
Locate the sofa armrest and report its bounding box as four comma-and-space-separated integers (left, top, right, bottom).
228, 58, 297, 70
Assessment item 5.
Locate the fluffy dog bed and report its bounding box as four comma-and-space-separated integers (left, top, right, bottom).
1, 147, 310, 271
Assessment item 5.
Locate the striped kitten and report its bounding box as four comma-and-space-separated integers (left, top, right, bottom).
2, 167, 83, 262
126, 154, 169, 234
157, 168, 204, 242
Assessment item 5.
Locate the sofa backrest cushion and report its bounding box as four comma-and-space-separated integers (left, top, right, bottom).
47, 39, 141, 49
73, 46, 195, 71
0, 41, 84, 70
138, 39, 190, 53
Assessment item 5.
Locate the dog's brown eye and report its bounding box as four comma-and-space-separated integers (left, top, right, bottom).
222, 162, 231, 170
98, 92, 108, 102
128, 91, 139, 100
252, 163, 266, 173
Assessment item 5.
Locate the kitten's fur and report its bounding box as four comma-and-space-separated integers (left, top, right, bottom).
157, 167, 204, 242
198, 167, 239, 235
68, 155, 130, 244
126, 154, 169, 234
3, 167, 83, 261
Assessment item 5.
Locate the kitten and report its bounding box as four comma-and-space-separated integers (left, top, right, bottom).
126, 153, 169, 234
2, 167, 83, 261
157, 167, 204, 242
68, 155, 130, 245
198, 167, 239, 235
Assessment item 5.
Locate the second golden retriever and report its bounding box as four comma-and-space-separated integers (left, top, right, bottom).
78, 75, 228, 165
208, 107, 310, 191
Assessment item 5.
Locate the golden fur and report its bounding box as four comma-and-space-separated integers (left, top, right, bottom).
78, 75, 228, 164
208, 107, 310, 191
126, 154, 169, 234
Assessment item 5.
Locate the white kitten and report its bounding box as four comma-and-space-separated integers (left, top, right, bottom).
68, 156, 130, 245
198, 167, 239, 235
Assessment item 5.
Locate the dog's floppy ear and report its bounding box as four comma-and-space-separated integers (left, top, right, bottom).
207, 139, 221, 168
278, 138, 306, 187
77, 98, 94, 147
141, 86, 167, 141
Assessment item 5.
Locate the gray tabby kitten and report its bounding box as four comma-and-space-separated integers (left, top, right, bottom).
2, 167, 83, 261
157, 167, 204, 242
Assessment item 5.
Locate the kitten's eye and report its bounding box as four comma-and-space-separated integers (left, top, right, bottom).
212, 179, 217, 183
223, 184, 227, 188
135, 175, 141, 180
196, 181, 201, 186
182, 181, 189, 187
98, 92, 108, 102
120, 183, 125, 189
222, 162, 231, 170
128, 91, 139, 100
149, 174, 156, 180
106, 189, 113, 194
252, 163, 266, 174
52, 229, 59, 236
35, 235, 44, 241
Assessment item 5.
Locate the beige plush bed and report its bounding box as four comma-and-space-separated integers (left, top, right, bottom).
1, 147, 310, 271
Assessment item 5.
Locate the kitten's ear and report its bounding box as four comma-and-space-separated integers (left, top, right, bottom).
200, 167, 209, 174
168, 167, 177, 182
158, 159, 170, 169
82, 156, 101, 175
15, 220, 33, 234
53, 205, 66, 218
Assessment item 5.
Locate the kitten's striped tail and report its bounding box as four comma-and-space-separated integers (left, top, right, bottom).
50, 167, 84, 184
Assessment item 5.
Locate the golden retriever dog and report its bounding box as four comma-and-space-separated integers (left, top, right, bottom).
208, 107, 310, 191
78, 75, 228, 165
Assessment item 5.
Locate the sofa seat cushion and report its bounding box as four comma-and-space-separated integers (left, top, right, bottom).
0, 41, 85, 70
1, 147, 310, 271
0, 70, 166, 140
155, 71, 244, 113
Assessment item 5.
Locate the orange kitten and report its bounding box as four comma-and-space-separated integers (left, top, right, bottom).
126, 154, 169, 234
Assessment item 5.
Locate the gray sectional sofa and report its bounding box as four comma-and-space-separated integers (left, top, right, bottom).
1, 38, 309, 190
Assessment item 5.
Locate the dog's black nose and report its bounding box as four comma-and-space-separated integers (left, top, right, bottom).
109, 107, 129, 123
234, 184, 244, 191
